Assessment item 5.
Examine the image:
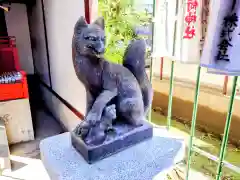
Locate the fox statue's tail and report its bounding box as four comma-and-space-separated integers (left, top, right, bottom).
123, 39, 153, 115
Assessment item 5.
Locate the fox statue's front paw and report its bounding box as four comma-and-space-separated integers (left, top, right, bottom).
74, 112, 101, 138
73, 120, 91, 139
85, 112, 100, 126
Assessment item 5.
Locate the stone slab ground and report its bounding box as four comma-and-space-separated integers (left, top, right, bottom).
1, 109, 63, 180
0, 119, 11, 173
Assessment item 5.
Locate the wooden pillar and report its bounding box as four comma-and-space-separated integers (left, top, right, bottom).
84, 0, 90, 23
223, 76, 228, 95
85, 0, 98, 23
160, 57, 164, 80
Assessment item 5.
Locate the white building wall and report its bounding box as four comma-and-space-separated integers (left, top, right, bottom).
4, 3, 34, 74
40, 84, 79, 131
43, 0, 87, 118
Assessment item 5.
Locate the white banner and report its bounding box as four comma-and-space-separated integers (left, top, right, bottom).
202, 0, 240, 75
152, 0, 170, 57
153, 0, 207, 64
174, 0, 202, 64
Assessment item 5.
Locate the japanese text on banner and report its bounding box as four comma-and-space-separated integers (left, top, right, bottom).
183, 0, 198, 39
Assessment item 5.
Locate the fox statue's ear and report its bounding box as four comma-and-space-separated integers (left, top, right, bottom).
93, 17, 105, 30
74, 16, 88, 34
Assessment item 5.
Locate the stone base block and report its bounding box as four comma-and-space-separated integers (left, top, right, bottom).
40, 128, 185, 180
71, 121, 153, 164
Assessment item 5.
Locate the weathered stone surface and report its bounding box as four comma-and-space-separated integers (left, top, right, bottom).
0, 99, 34, 144
0, 120, 11, 173
71, 121, 153, 164
40, 127, 185, 180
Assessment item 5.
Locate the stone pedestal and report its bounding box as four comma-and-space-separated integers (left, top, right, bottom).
71, 121, 153, 164
0, 120, 11, 173
0, 99, 34, 144
40, 128, 185, 180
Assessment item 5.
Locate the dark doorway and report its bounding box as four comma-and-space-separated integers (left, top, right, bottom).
0, 9, 8, 36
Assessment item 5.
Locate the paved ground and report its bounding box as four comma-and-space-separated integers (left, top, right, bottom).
1, 108, 64, 180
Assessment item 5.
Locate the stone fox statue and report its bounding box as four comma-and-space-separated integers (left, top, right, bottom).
123, 40, 153, 115
72, 16, 153, 137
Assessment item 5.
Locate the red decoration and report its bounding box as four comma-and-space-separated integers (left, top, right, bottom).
187, 0, 198, 12
183, 0, 198, 39
183, 26, 196, 39
0, 71, 29, 101
0, 37, 29, 101
0, 37, 20, 73
185, 12, 197, 25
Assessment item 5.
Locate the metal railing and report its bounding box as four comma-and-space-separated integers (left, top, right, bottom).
149, 59, 240, 179
148, 0, 240, 179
